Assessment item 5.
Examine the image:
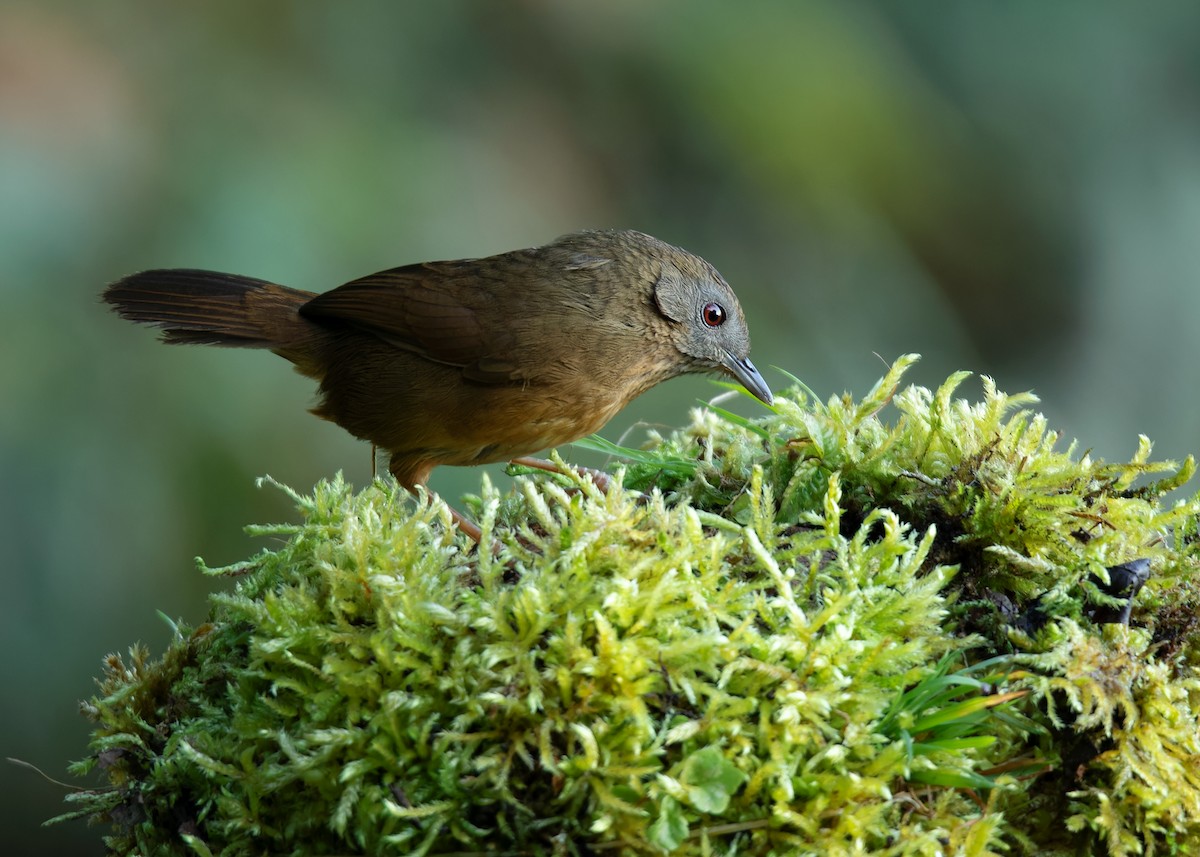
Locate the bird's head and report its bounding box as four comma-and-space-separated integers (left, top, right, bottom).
649, 241, 773, 406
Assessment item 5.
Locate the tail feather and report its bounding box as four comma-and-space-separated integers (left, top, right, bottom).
103, 269, 315, 348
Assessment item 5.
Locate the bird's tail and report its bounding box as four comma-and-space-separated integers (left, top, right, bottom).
102, 269, 316, 349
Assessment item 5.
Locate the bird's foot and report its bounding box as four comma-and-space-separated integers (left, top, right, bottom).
508, 456, 612, 492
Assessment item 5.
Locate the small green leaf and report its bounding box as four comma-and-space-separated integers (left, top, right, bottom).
180, 833, 215, 857
911, 736, 997, 754
678, 746, 746, 813
648, 796, 688, 853
703, 403, 770, 438
770, 365, 819, 402
910, 690, 1028, 733
908, 768, 998, 790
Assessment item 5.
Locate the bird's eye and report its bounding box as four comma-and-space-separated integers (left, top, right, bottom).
702, 302, 726, 327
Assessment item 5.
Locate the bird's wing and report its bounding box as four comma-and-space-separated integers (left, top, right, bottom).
298, 261, 525, 383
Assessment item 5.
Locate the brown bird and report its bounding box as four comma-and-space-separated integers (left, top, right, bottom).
103, 229, 772, 539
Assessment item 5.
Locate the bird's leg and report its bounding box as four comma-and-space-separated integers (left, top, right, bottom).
447, 504, 483, 544
508, 456, 613, 492
418, 487, 486, 546
396, 464, 488, 546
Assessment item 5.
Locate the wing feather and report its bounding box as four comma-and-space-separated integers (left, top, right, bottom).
300, 262, 523, 382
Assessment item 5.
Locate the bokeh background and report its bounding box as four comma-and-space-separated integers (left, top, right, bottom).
5, 1, 1200, 852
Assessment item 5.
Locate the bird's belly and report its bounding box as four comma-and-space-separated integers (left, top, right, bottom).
316, 349, 637, 473
442, 388, 624, 466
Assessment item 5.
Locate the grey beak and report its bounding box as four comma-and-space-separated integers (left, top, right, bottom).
722, 352, 773, 405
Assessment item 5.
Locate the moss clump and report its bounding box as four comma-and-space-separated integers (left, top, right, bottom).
61, 355, 1200, 855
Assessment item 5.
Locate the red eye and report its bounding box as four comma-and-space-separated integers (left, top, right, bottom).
702, 302, 726, 327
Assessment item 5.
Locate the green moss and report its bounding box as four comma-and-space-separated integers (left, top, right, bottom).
61, 355, 1200, 855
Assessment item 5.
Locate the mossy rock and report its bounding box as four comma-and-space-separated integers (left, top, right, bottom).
60, 355, 1200, 855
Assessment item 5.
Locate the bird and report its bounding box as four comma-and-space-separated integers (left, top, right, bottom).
102, 229, 773, 540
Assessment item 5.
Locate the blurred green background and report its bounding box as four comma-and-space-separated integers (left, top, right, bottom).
6, 1, 1200, 852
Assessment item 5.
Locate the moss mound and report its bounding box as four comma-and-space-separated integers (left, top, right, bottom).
61, 356, 1200, 855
